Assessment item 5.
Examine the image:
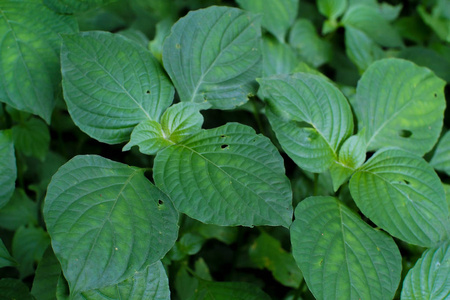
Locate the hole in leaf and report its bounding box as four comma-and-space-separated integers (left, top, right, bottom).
146, 90, 150, 94
434, 93, 437, 97
221, 144, 229, 149
158, 199, 164, 205
403, 180, 410, 185
399, 129, 412, 138
220, 135, 226, 138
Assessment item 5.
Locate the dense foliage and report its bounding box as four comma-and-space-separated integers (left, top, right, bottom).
0, 0, 449, 299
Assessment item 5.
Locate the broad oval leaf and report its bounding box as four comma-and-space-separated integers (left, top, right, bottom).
261, 36, 299, 77
236, 0, 298, 42
401, 241, 450, 299
162, 6, 262, 109
291, 196, 402, 300
259, 73, 353, 173
78, 261, 170, 300
345, 26, 384, 72
31, 247, 61, 300
12, 118, 50, 161
153, 123, 293, 228
44, 0, 114, 14
352, 58, 446, 156
349, 147, 449, 247
44, 155, 179, 293
190, 280, 271, 300
61, 31, 174, 144
0, 0, 77, 123
0, 130, 16, 208
430, 130, 450, 176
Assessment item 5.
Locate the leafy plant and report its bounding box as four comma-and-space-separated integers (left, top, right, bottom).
0, 0, 449, 299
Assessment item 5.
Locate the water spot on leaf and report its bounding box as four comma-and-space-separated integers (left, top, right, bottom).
399, 129, 412, 138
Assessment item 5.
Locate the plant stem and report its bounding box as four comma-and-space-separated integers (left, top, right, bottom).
251, 97, 266, 135
313, 173, 319, 196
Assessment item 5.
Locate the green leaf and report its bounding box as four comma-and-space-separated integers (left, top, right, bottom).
289, 19, 332, 67
154, 123, 293, 228
0, 188, 37, 231
258, 73, 353, 173
0, 238, 16, 268
123, 120, 172, 155
44, 0, 115, 14
342, 4, 403, 48
12, 225, 50, 279
401, 241, 450, 300
349, 147, 449, 247
430, 130, 450, 175
317, 0, 347, 20
0, 0, 77, 123
12, 117, 50, 161
290, 196, 402, 300
418, 5, 450, 42
117, 28, 149, 49
162, 6, 262, 109
0, 130, 16, 208
78, 261, 170, 300
189, 280, 271, 300
43, 155, 179, 293
236, 0, 298, 42
31, 247, 61, 300
344, 26, 384, 73
249, 232, 303, 288
352, 58, 446, 156
61, 31, 174, 144
149, 19, 173, 63
261, 36, 299, 77
0, 278, 34, 300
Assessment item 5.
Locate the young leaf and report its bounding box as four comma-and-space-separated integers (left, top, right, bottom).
261, 36, 299, 77
344, 26, 384, 72
123, 120, 172, 155
349, 148, 449, 247
44, 155, 179, 293
12, 117, 50, 161
0, 130, 16, 208
162, 6, 262, 109
78, 261, 170, 300
153, 123, 293, 228
317, 0, 347, 20
0, 278, 34, 300
0, 238, 17, 268
290, 196, 401, 300
190, 280, 271, 300
235, 0, 298, 42
249, 232, 303, 288
0, 0, 77, 123
31, 247, 61, 300
352, 58, 446, 156
430, 130, 450, 176
289, 19, 332, 67
44, 0, 115, 14
258, 73, 353, 173
61, 31, 174, 144
401, 241, 450, 299
342, 4, 403, 48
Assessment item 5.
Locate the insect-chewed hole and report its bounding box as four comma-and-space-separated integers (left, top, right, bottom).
399, 129, 412, 138
220, 135, 227, 138
403, 180, 410, 185
221, 144, 229, 149
145, 90, 150, 94
158, 199, 164, 205
434, 93, 437, 97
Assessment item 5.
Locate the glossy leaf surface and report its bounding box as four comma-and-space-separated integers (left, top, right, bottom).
61, 31, 174, 144
44, 155, 179, 293
291, 196, 401, 300
350, 148, 449, 247
154, 123, 293, 228
163, 6, 262, 109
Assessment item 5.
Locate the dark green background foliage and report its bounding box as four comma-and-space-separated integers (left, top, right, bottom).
0, 0, 449, 299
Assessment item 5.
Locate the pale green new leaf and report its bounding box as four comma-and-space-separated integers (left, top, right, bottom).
236, 0, 298, 42
154, 123, 293, 228
189, 280, 271, 300
317, 0, 347, 20
0, 130, 16, 208
289, 19, 332, 67
259, 73, 353, 173
0, 0, 77, 123
401, 241, 450, 299
31, 247, 61, 300
44, 0, 115, 14
44, 155, 179, 293
290, 196, 402, 300
123, 121, 172, 155
61, 31, 174, 144
0, 239, 16, 268
352, 58, 446, 156
78, 261, 170, 300
350, 148, 449, 247
162, 6, 262, 109
12, 118, 50, 161
342, 4, 403, 47
249, 232, 303, 288
430, 130, 450, 175
345, 26, 384, 72
261, 36, 299, 77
